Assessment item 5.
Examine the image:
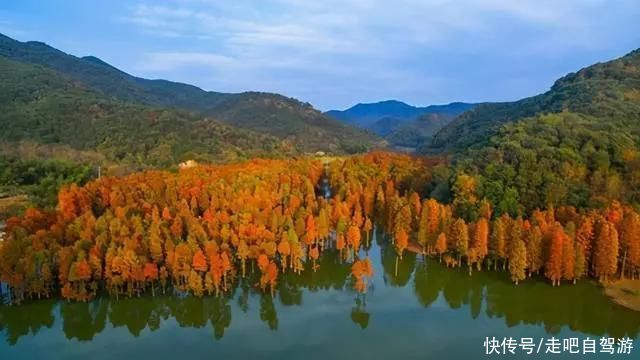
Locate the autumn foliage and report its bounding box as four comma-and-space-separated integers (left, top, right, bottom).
1, 152, 639, 304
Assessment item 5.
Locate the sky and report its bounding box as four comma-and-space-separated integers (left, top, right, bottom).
1, 0, 639, 111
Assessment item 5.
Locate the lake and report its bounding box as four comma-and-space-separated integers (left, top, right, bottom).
1, 230, 639, 359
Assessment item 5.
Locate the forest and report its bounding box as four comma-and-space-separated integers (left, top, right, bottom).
424, 49, 640, 219
1, 152, 639, 305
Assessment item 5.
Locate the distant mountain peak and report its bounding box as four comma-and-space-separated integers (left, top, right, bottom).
354, 99, 411, 107
326, 100, 476, 142
345, 100, 415, 112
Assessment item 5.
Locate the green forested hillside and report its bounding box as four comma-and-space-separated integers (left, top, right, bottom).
430, 49, 640, 152
428, 49, 640, 217
0, 57, 293, 167
0, 33, 378, 152
207, 92, 377, 153
326, 100, 473, 146
0, 34, 228, 110
384, 113, 457, 149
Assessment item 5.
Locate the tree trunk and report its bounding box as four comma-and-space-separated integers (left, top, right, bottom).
621, 248, 628, 279
242, 259, 246, 278
395, 255, 399, 277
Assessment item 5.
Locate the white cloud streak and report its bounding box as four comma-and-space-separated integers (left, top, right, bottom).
118, 0, 640, 109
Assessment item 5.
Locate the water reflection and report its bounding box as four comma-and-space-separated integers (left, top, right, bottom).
1, 232, 640, 347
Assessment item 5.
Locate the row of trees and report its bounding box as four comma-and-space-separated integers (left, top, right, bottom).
0, 157, 380, 303
327, 154, 640, 285
1, 152, 639, 304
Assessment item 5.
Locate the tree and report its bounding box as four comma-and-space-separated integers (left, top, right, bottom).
347, 225, 362, 256
575, 217, 594, 273
394, 229, 409, 276
363, 217, 373, 247
478, 198, 492, 220
143, 262, 159, 296
526, 226, 543, 276
277, 237, 291, 271
452, 174, 478, 219
309, 246, 320, 272
304, 215, 317, 246
562, 236, 575, 283
351, 257, 374, 293
595, 221, 619, 282
237, 240, 250, 277
149, 221, 164, 264
630, 219, 640, 278
425, 199, 441, 248
435, 232, 447, 262
188, 270, 204, 297
451, 219, 469, 266
417, 204, 429, 254
489, 217, 506, 270
509, 239, 527, 285
620, 211, 640, 278
575, 218, 594, 245
317, 208, 330, 240
546, 226, 565, 286
393, 205, 412, 240
473, 218, 489, 269
574, 243, 586, 284
192, 249, 208, 273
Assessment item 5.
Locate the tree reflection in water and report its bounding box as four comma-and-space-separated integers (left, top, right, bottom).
1, 231, 640, 346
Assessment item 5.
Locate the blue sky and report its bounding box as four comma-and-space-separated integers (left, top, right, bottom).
1, 0, 639, 110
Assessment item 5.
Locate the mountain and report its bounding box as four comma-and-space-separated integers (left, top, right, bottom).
0, 33, 379, 153
426, 48, 640, 214
327, 100, 425, 127
428, 49, 640, 152
327, 100, 473, 129
384, 112, 458, 149
326, 100, 474, 139
0, 56, 294, 168
326, 100, 474, 149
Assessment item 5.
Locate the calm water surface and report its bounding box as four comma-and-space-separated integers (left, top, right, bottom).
1, 231, 639, 359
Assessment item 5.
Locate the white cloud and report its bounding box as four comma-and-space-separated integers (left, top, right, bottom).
118, 0, 640, 109
137, 52, 236, 72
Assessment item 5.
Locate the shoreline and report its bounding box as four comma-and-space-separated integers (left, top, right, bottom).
404, 239, 640, 313
604, 279, 640, 312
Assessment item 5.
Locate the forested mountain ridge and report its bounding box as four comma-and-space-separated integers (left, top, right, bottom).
0, 33, 379, 152
0, 33, 229, 111
327, 100, 425, 127
197, 91, 378, 153
326, 100, 474, 147
326, 100, 473, 128
429, 48, 640, 152
429, 48, 640, 216
383, 112, 460, 149
0, 56, 294, 166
